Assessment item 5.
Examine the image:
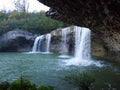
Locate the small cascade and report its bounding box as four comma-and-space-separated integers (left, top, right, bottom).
59, 28, 70, 58
45, 33, 51, 53
32, 34, 51, 53
32, 35, 44, 52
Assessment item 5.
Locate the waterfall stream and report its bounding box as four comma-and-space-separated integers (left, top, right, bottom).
65, 26, 101, 66
32, 33, 51, 53
65, 26, 92, 66
58, 27, 70, 58
74, 26, 91, 60
32, 35, 44, 52
45, 33, 51, 53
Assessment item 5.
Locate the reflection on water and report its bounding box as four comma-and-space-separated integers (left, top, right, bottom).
0, 53, 120, 90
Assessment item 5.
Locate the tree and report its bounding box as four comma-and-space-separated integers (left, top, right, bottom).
14, 0, 29, 12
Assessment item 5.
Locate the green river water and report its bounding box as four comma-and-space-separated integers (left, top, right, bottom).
0, 52, 120, 90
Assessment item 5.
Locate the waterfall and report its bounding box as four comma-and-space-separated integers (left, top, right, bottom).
59, 28, 70, 58
32, 34, 51, 53
31, 26, 102, 66
74, 26, 91, 59
45, 33, 51, 53
61, 28, 68, 55
65, 26, 92, 66
32, 35, 44, 52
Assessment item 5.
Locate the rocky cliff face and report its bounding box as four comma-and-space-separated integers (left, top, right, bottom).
0, 30, 36, 52
38, 0, 120, 29
38, 0, 120, 62
49, 26, 120, 62
34, 27, 75, 53
50, 27, 75, 53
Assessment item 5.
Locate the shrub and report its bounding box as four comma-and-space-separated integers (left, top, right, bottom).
64, 72, 95, 90
38, 85, 54, 90
7, 77, 37, 90
0, 77, 54, 90
0, 81, 10, 90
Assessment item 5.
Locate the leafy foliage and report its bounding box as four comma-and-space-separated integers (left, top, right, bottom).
0, 77, 54, 90
0, 81, 10, 90
0, 11, 68, 34
7, 77, 37, 90
64, 72, 95, 90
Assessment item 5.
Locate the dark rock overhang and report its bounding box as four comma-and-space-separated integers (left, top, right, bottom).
38, 0, 120, 31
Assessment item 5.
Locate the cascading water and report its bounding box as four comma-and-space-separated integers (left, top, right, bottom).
32, 34, 51, 53
74, 26, 91, 60
59, 28, 70, 58
31, 26, 102, 66
65, 26, 102, 66
65, 26, 93, 66
45, 33, 51, 53
32, 35, 44, 52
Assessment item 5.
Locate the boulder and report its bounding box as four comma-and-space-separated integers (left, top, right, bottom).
0, 30, 37, 52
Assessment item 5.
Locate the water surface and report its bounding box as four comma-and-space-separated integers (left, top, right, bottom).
0, 52, 120, 90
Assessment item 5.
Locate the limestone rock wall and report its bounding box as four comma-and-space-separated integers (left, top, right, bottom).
50, 27, 75, 53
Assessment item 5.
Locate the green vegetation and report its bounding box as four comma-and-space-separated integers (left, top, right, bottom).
0, 77, 54, 90
0, 81, 10, 90
64, 72, 95, 90
0, 11, 68, 34
38, 86, 54, 90
7, 77, 36, 90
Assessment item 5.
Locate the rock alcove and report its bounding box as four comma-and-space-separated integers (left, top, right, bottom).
38, 0, 120, 62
